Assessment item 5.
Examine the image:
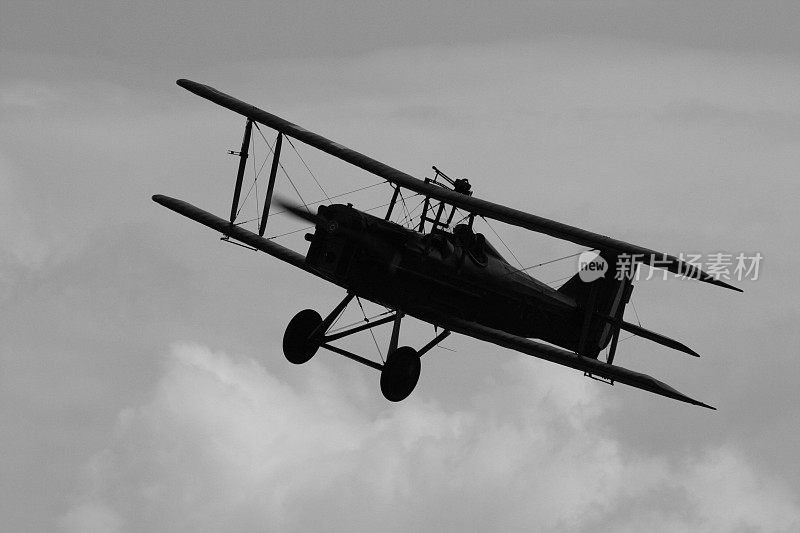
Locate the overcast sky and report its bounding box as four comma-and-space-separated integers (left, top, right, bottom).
2, 2, 800, 532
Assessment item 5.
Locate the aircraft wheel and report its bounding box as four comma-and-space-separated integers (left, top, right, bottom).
283, 309, 322, 364
380, 346, 421, 402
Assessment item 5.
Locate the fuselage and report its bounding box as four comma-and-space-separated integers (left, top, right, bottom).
305, 204, 584, 348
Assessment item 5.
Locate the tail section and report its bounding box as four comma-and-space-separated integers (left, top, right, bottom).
557, 250, 634, 358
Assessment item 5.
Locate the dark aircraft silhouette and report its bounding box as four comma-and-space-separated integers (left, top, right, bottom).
153, 79, 740, 408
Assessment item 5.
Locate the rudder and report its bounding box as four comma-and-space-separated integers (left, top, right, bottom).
557, 250, 635, 358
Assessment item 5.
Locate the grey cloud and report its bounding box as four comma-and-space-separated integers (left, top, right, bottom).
62, 344, 800, 532
4, 2, 800, 68
2, 7, 800, 530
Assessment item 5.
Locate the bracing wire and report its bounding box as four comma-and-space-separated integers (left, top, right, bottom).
265, 197, 418, 240
356, 296, 385, 363
285, 136, 331, 202
407, 198, 428, 226
480, 216, 524, 270
267, 224, 316, 240
544, 274, 574, 287
327, 310, 395, 335
253, 134, 260, 224
397, 189, 413, 227
399, 195, 426, 229
254, 123, 310, 212
631, 301, 643, 327
507, 250, 589, 278
237, 125, 583, 287
234, 182, 385, 226
234, 131, 270, 219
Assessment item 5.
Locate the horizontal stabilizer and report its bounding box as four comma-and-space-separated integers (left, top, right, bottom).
176, 79, 741, 293
618, 321, 700, 357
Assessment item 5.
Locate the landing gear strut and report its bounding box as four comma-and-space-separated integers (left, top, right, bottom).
282, 293, 450, 402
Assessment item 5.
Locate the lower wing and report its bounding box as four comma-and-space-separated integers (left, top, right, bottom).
411, 310, 714, 409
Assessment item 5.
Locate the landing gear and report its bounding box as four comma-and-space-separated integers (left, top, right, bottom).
283, 309, 322, 364
380, 346, 421, 402
283, 293, 450, 402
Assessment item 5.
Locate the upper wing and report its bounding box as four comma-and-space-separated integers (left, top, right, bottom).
177, 78, 741, 292
412, 310, 714, 409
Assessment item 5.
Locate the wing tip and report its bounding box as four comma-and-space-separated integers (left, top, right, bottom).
673, 341, 701, 358
694, 399, 717, 410
667, 385, 716, 410
176, 79, 205, 94
707, 277, 744, 293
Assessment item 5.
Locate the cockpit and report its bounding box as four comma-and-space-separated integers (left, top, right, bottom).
421, 223, 506, 267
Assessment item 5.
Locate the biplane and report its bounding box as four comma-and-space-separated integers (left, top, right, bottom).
153, 79, 740, 409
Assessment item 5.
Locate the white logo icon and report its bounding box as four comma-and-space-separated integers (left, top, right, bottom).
578, 251, 607, 282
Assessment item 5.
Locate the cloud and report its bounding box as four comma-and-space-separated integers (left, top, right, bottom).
0, 81, 61, 109
0, 153, 47, 271
59, 501, 122, 533
62, 343, 800, 532
2, 29, 796, 533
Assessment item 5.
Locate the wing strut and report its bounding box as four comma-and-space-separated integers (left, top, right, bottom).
605, 264, 636, 367
259, 132, 283, 236
229, 118, 253, 224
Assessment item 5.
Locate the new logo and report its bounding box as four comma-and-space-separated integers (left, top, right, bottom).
578, 251, 607, 282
